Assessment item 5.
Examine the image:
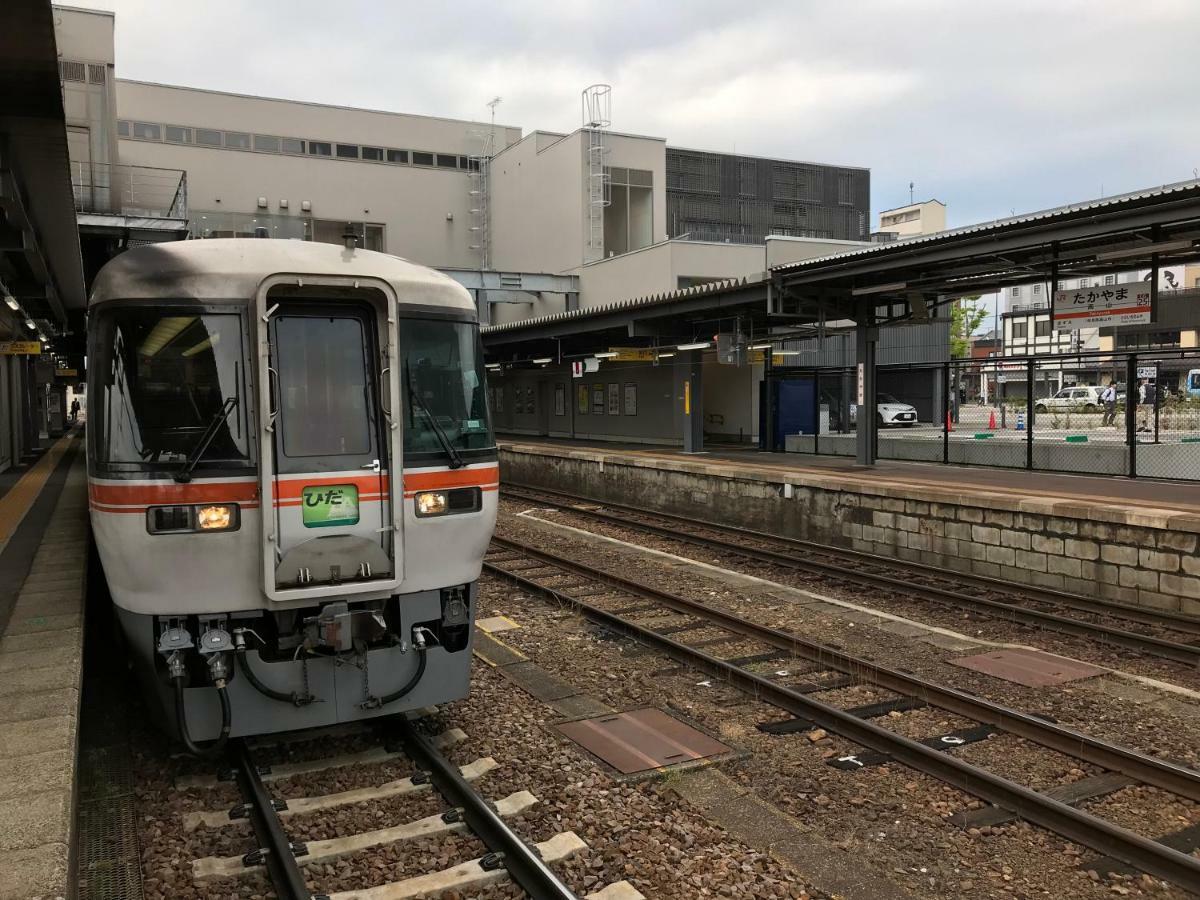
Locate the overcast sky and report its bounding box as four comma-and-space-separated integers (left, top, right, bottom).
72, 0, 1200, 229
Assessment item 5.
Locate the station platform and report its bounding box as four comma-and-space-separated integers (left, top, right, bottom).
497, 437, 1200, 615
0, 430, 88, 900
498, 436, 1200, 524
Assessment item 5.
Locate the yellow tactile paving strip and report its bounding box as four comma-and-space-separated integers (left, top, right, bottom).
0, 431, 78, 547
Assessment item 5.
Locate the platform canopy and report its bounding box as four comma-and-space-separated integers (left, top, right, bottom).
483, 179, 1200, 363
482, 274, 776, 361
771, 179, 1200, 324
0, 0, 87, 330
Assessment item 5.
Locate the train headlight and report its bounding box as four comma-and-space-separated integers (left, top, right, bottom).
196, 504, 236, 531
146, 504, 239, 534
415, 491, 449, 517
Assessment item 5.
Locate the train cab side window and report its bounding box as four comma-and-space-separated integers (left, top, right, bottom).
92, 310, 250, 472
398, 319, 493, 459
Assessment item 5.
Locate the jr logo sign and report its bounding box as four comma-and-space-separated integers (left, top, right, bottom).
300, 484, 360, 528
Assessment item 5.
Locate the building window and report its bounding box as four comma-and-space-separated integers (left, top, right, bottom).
1035, 319, 1051, 337
1012, 321, 1028, 339
362, 146, 383, 161
435, 153, 458, 169
1056, 281, 1064, 291
386, 149, 408, 164
336, 144, 359, 159
308, 141, 332, 156
117, 120, 130, 137
224, 132, 250, 150
1079, 278, 1090, 288
59, 60, 86, 82
1011, 286, 1021, 297
1104, 274, 1115, 285
254, 135, 281, 152
311, 219, 385, 252
1033, 283, 1042, 295
163, 125, 191, 144
196, 128, 222, 146
412, 151, 434, 166
281, 137, 305, 154
132, 122, 161, 140
459, 155, 470, 169
1115, 331, 1182, 350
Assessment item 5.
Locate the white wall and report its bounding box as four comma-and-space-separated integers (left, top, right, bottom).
576, 240, 766, 308
489, 131, 585, 275
114, 80, 522, 269
54, 8, 119, 187
702, 356, 760, 442
490, 128, 668, 278
765, 235, 871, 268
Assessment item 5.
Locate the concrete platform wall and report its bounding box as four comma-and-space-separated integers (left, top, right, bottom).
499, 443, 1200, 615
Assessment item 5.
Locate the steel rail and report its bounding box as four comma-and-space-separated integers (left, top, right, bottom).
486, 548, 1200, 894
502, 485, 1200, 665
229, 738, 311, 900
504, 483, 1200, 638
393, 718, 579, 900
488, 536, 1200, 802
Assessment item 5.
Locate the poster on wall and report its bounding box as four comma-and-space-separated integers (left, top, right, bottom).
592, 384, 605, 415
521, 387, 534, 414
554, 383, 566, 417
607, 382, 620, 415
623, 383, 637, 416
578, 384, 589, 414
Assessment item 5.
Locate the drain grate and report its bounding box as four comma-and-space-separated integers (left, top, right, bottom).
77, 793, 142, 900
78, 745, 135, 802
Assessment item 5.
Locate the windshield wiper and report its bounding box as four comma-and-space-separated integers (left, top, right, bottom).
174, 396, 238, 483
405, 363, 464, 469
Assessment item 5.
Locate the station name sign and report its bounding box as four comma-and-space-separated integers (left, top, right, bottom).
1053, 285, 1151, 330
0, 341, 41, 355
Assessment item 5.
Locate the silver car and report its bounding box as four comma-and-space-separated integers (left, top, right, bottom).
1034, 386, 1104, 413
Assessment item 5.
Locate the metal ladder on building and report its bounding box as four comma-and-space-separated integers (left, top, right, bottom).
468, 97, 502, 270
582, 84, 611, 264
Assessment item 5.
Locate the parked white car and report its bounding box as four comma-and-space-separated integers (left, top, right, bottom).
1034, 386, 1104, 413
877, 393, 919, 427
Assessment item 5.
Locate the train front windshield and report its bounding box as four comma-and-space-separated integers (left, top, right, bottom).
91, 308, 251, 474
399, 318, 493, 460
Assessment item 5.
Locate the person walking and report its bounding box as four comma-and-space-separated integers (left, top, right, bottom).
1137, 379, 1153, 433
70, 397, 80, 424
1100, 381, 1117, 427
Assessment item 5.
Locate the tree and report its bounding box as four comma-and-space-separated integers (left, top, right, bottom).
950, 296, 987, 358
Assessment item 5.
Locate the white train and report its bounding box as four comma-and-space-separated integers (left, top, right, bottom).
87, 239, 497, 751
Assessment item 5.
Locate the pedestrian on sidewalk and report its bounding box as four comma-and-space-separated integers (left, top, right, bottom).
1100, 381, 1117, 427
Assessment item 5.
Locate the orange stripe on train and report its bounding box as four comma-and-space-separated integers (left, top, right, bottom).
88, 466, 498, 510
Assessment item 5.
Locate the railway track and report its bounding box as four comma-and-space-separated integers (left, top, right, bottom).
180, 719, 583, 899
501, 483, 1200, 667
485, 534, 1200, 894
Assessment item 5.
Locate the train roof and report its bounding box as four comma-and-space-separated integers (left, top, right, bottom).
89, 239, 475, 312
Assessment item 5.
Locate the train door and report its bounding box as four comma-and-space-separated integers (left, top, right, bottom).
264, 300, 397, 595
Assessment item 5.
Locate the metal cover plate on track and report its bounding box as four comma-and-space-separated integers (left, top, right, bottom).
950, 648, 1106, 687
556, 707, 732, 774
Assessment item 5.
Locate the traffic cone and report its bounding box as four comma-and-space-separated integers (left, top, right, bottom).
946, 410, 953, 432
988, 409, 997, 430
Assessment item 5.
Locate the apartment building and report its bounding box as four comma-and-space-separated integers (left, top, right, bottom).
876, 199, 946, 239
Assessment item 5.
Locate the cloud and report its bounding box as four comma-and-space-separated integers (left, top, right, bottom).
68, 0, 1200, 226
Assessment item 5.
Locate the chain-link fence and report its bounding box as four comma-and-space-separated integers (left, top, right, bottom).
777, 348, 1200, 480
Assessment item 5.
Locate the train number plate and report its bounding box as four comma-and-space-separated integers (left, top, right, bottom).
301, 484, 359, 528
